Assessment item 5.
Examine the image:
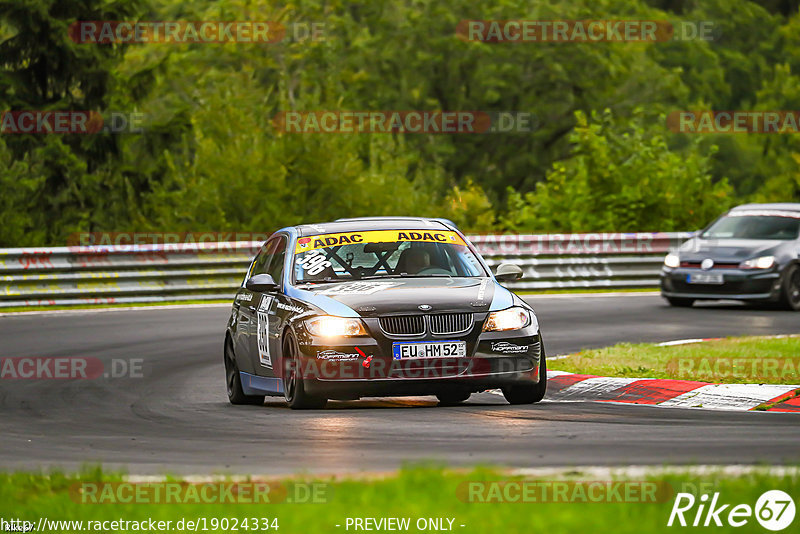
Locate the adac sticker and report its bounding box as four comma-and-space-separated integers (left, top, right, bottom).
295, 230, 466, 253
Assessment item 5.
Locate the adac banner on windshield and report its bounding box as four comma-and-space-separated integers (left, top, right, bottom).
294, 230, 467, 253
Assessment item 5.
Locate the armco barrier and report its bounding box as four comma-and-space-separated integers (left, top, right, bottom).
472, 232, 692, 290
0, 232, 692, 307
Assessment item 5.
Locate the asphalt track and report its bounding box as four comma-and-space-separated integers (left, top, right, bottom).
1, 294, 799, 475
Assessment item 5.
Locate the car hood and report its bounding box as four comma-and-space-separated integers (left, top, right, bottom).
302, 277, 496, 316
679, 238, 782, 262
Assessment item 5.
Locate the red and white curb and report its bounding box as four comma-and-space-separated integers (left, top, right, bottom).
543, 370, 800, 412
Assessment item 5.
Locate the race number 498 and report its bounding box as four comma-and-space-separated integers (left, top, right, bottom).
298, 250, 331, 275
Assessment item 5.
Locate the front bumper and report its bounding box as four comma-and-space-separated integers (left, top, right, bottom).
660, 267, 782, 301
294, 318, 542, 398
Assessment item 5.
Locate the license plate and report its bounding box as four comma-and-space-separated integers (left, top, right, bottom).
687, 273, 724, 284
392, 341, 466, 360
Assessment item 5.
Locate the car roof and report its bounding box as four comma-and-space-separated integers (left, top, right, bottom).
294, 217, 458, 237
730, 203, 800, 212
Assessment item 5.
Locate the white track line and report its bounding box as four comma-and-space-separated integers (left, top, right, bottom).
1, 291, 657, 317
657, 338, 713, 347
524, 291, 659, 299
659, 383, 799, 411
511, 465, 800, 479
121, 464, 800, 482
657, 334, 799, 347
0, 303, 230, 318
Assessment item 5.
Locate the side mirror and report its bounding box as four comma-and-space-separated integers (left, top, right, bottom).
246, 273, 278, 293
495, 263, 523, 282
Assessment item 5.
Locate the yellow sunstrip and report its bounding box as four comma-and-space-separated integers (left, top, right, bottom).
295, 230, 467, 253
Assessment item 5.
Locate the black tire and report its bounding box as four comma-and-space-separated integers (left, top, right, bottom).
282, 333, 327, 410
667, 297, 695, 307
778, 264, 800, 311
502, 345, 547, 405
224, 338, 264, 405
436, 391, 471, 406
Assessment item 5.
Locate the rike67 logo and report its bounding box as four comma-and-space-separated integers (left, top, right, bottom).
668, 490, 795, 531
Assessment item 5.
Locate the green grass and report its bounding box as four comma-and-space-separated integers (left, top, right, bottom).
0, 466, 797, 533
0, 300, 230, 313
551, 336, 800, 384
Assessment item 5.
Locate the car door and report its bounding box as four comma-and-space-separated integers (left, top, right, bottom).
237, 239, 277, 373
248, 235, 287, 378
232, 242, 272, 374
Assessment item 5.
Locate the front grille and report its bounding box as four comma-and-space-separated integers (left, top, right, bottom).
429, 313, 473, 334
379, 315, 425, 335
680, 261, 740, 269
378, 313, 474, 336
670, 278, 774, 295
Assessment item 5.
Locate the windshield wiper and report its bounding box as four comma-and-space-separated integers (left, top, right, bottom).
400, 274, 453, 278
301, 273, 462, 285
297, 277, 345, 286
357, 273, 454, 280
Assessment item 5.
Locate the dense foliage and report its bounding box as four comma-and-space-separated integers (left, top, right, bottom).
1, 0, 798, 245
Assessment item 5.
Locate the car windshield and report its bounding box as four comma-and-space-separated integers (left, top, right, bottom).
701, 211, 800, 240
293, 229, 487, 283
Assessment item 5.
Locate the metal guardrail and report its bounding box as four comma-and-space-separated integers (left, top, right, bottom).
472, 232, 692, 290
0, 233, 692, 307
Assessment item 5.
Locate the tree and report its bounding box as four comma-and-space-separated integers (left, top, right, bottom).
502, 109, 733, 232
0, 0, 190, 245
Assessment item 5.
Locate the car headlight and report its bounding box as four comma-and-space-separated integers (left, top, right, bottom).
305, 316, 367, 337
739, 255, 775, 270
482, 306, 531, 332
664, 253, 680, 268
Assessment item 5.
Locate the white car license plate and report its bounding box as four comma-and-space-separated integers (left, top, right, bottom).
687, 273, 724, 284
392, 341, 466, 360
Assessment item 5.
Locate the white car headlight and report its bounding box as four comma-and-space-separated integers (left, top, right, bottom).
305, 316, 367, 337
664, 253, 680, 268
739, 255, 775, 270
483, 306, 531, 332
